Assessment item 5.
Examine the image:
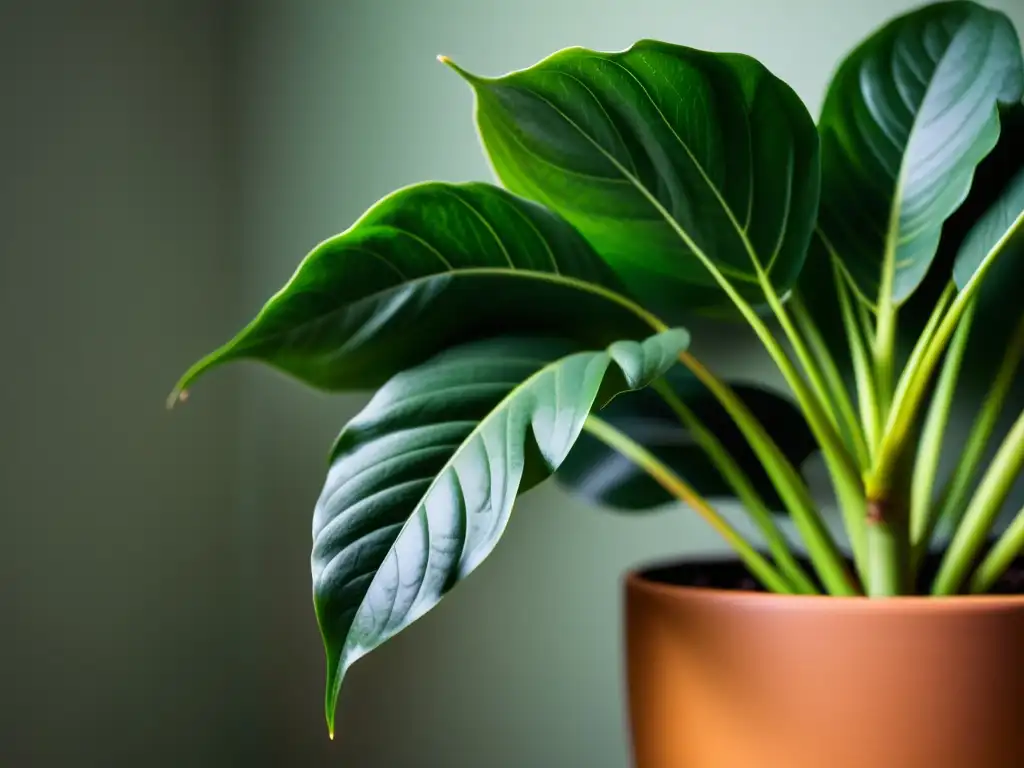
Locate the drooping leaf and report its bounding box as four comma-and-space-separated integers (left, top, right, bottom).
444, 42, 820, 318
817, 0, 1023, 307
170, 182, 662, 399
312, 329, 689, 734
556, 367, 817, 510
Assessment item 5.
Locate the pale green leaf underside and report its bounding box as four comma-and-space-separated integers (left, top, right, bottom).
312, 329, 689, 732
450, 40, 820, 317
170, 181, 660, 399
818, 0, 1023, 306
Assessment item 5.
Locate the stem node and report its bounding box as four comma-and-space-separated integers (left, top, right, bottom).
866, 497, 886, 525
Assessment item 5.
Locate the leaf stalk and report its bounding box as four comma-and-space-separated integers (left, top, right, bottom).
583, 415, 795, 594
652, 379, 820, 594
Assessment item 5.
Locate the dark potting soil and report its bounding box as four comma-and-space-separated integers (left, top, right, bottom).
640, 553, 1024, 596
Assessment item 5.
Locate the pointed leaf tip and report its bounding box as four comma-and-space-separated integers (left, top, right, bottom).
165, 388, 188, 410
325, 669, 339, 742
458, 41, 821, 315
310, 331, 687, 743
436, 54, 478, 83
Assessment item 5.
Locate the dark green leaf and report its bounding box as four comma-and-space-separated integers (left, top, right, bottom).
953, 162, 1024, 400
556, 368, 817, 510
445, 42, 820, 318
817, 0, 1023, 306
170, 182, 662, 399
953, 165, 1024, 290
312, 329, 689, 733
960, 152, 1024, 390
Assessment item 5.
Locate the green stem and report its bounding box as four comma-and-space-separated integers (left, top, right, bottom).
866, 444, 911, 596
750, 273, 867, 576
679, 353, 856, 595
930, 313, 1024, 540
868, 283, 956, 499
798, 243, 873, 589
875, 293, 897, 421
790, 292, 870, 470
866, 518, 903, 596
621, 187, 862, 548
835, 265, 881, 456
969, 504, 1024, 594
909, 300, 975, 575
583, 415, 793, 594
872, 186, 906, 422
759, 274, 842, 437
856, 297, 876, 350
932, 408, 1024, 595
873, 213, 1022, 499
887, 284, 956, 427
652, 379, 819, 594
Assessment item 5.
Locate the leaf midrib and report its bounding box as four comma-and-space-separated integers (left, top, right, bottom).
878, 9, 994, 305
602, 52, 767, 270
171, 267, 664, 396
511, 53, 782, 282
263, 267, 662, 350
337, 347, 609, 658
489, 83, 750, 287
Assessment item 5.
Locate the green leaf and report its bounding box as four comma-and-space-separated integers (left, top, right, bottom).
312, 329, 689, 734
556, 369, 817, 510
948, 104, 1024, 380
959, 171, 1024, 411
797, 103, 1024, 383
817, 0, 1023, 307
444, 42, 820, 317
948, 162, 1024, 412
952, 164, 1024, 291
169, 182, 663, 400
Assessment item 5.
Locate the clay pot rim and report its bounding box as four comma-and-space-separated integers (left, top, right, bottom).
626, 558, 1024, 611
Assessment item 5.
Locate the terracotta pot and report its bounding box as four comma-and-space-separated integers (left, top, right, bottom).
625, 559, 1024, 768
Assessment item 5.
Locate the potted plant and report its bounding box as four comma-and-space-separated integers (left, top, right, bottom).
171, 1, 1024, 765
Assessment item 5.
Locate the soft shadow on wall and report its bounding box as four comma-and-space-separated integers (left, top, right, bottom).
1, 2, 241, 767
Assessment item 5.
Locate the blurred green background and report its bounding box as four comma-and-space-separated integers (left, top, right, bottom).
2, 1, 1022, 766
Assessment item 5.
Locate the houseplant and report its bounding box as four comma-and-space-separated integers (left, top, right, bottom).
172, 1, 1024, 765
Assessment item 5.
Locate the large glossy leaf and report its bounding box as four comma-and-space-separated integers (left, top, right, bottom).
556, 368, 817, 510
312, 329, 689, 733
817, 1, 1023, 307
798, 102, 1024, 381
169, 182, 661, 399
444, 42, 820, 317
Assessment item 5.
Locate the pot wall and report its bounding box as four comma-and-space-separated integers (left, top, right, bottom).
626, 565, 1024, 768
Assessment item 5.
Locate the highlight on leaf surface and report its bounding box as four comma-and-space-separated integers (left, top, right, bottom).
311, 329, 689, 734
442, 41, 821, 319
168, 181, 663, 401
816, 0, 1023, 308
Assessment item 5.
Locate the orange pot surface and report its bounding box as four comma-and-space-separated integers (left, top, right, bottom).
625, 561, 1024, 768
